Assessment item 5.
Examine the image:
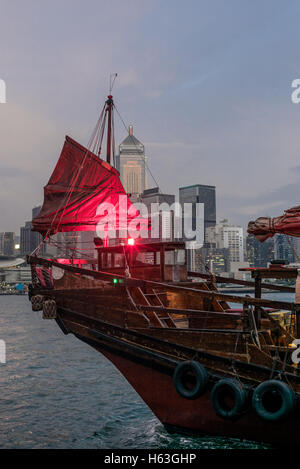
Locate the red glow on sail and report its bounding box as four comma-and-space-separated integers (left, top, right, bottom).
32, 136, 148, 236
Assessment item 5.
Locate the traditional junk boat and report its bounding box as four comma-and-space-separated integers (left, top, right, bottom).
28, 91, 300, 446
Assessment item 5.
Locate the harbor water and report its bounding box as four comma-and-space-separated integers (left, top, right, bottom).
1, 294, 292, 449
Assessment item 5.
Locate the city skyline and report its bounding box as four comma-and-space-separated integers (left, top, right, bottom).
1, 1, 300, 234
2, 1, 300, 450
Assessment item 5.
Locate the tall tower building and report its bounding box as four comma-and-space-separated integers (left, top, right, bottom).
246, 234, 274, 267
206, 220, 244, 263
20, 206, 44, 256
179, 184, 216, 239
0, 232, 15, 256
274, 234, 295, 263
179, 184, 216, 270
119, 125, 147, 196
138, 187, 176, 241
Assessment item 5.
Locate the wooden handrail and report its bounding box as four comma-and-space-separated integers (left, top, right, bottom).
27, 255, 299, 311
188, 271, 295, 293
138, 305, 244, 318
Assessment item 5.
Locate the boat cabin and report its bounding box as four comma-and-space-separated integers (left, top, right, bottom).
94, 238, 187, 282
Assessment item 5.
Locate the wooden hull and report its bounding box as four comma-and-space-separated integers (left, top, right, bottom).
27, 256, 300, 446
98, 348, 300, 446
57, 306, 300, 447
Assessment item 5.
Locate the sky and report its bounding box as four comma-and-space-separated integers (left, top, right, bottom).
1, 0, 300, 233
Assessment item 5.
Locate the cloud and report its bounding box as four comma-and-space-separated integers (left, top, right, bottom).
217, 176, 300, 231
1, 0, 300, 236
145, 141, 203, 149
0, 165, 28, 178
0, 101, 60, 230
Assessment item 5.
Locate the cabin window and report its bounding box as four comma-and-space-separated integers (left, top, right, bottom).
136, 252, 155, 265
175, 249, 185, 265
114, 253, 124, 268
101, 252, 112, 268
165, 251, 175, 265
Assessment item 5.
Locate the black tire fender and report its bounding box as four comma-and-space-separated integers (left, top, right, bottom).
210, 378, 247, 420
173, 361, 208, 400
252, 380, 295, 422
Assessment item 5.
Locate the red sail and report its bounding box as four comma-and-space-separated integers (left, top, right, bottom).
248, 206, 300, 242
32, 136, 147, 236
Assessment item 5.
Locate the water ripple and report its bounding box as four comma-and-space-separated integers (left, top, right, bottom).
0, 296, 270, 449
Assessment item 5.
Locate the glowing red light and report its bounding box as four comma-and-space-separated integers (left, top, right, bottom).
127, 238, 135, 246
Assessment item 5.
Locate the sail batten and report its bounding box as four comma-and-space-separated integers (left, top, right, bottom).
32, 136, 146, 236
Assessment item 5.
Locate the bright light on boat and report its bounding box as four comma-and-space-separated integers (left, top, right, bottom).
128, 238, 135, 246
112, 278, 123, 285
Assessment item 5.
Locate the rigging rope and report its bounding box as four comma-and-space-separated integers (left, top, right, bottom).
44, 102, 107, 240
31, 96, 116, 258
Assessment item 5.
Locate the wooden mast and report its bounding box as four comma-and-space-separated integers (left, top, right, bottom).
106, 94, 113, 165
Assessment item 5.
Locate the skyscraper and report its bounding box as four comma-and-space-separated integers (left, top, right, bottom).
137, 187, 176, 241
179, 184, 216, 270
119, 125, 147, 196
0, 232, 15, 256
20, 206, 44, 256
179, 184, 216, 238
206, 220, 244, 263
246, 234, 274, 267
199, 245, 230, 274
274, 234, 295, 263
